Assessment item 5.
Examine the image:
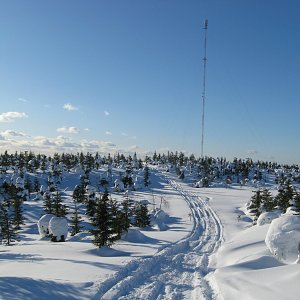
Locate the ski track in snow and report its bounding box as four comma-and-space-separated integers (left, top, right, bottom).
93, 172, 223, 300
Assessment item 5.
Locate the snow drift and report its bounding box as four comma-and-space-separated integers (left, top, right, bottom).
265, 215, 300, 263
257, 211, 279, 226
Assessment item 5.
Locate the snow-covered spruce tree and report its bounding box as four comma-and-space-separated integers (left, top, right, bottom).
179, 170, 185, 180
43, 190, 53, 214
5, 183, 24, 231
0, 201, 16, 245
33, 177, 40, 193
248, 190, 262, 218
261, 188, 275, 212
85, 190, 96, 218
133, 202, 151, 227
24, 176, 33, 197
52, 190, 67, 217
122, 173, 133, 189
73, 184, 85, 203
143, 165, 150, 187
275, 179, 295, 213
70, 190, 82, 236
294, 192, 300, 214
109, 197, 124, 240
91, 190, 116, 247
119, 196, 135, 233
12, 196, 24, 231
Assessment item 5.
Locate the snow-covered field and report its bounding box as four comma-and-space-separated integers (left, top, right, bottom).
1, 166, 300, 299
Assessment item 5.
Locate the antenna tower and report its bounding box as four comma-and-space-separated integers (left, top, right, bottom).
201, 19, 208, 158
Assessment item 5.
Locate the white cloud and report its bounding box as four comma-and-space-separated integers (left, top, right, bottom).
18, 98, 28, 103
63, 103, 78, 111
57, 127, 80, 134
104, 111, 110, 116
0, 133, 149, 157
0, 112, 28, 122
84, 128, 90, 131
1, 130, 28, 138
105, 131, 112, 135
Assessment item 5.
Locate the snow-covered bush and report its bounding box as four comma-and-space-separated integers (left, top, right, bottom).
133, 178, 141, 191
151, 208, 168, 231
257, 211, 279, 226
37, 214, 54, 237
265, 215, 300, 263
114, 179, 124, 192
49, 216, 68, 242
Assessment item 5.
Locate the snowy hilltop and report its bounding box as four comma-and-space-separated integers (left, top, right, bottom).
0, 151, 300, 299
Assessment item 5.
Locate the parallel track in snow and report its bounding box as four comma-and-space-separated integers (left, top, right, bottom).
93, 173, 223, 300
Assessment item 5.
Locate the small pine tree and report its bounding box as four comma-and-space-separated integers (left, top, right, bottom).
33, 177, 40, 193
294, 192, 300, 214
24, 176, 33, 195
134, 203, 151, 227
143, 166, 150, 187
261, 189, 275, 212
53, 190, 67, 217
43, 191, 53, 214
119, 197, 134, 232
12, 197, 24, 230
91, 190, 115, 247
0, 201, 16, 245
248, 190, 262, 218
73, 184, 85, 203
179, 170, 185, 180
70, 197, 82, 236
276, 179, 295, 213
109, 198, 123, 239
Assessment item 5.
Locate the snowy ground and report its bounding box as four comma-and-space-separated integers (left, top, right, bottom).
1, 168, 300, 299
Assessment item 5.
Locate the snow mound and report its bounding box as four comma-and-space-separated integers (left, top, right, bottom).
285, 206, 298, 215
49, 216, 68, 242
257, 211, 279, 226
69, 231, 93, 243
37, 214, 54, 237
151, 209, 169, 231
121, 228, 150, 243
265, 215, 300, 263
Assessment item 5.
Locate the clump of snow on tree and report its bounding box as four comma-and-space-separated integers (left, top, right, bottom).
151, 209, 169, 231
265, 215, 300, 263
114, 179, 125, 192
284, 207, 298, 215
49, 216, 68, 242
257, 211, 279, 226
37, 214, 54, 237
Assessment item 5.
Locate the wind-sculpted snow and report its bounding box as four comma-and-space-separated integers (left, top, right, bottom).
94, 172, 223, 300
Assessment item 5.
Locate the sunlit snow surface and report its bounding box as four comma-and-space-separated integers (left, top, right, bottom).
1, 167, 300, 299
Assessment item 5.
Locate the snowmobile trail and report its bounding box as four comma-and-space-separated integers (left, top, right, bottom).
94, 172, 223, 300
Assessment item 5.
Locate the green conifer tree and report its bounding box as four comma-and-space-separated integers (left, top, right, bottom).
134, 203, 151, 227
261, 189, 275, 212
91, 190, 115, 247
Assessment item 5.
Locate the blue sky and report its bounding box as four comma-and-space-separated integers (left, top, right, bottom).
0, 0, 300, 163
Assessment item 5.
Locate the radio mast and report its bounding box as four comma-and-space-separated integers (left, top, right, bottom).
201, 19, 208, 158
